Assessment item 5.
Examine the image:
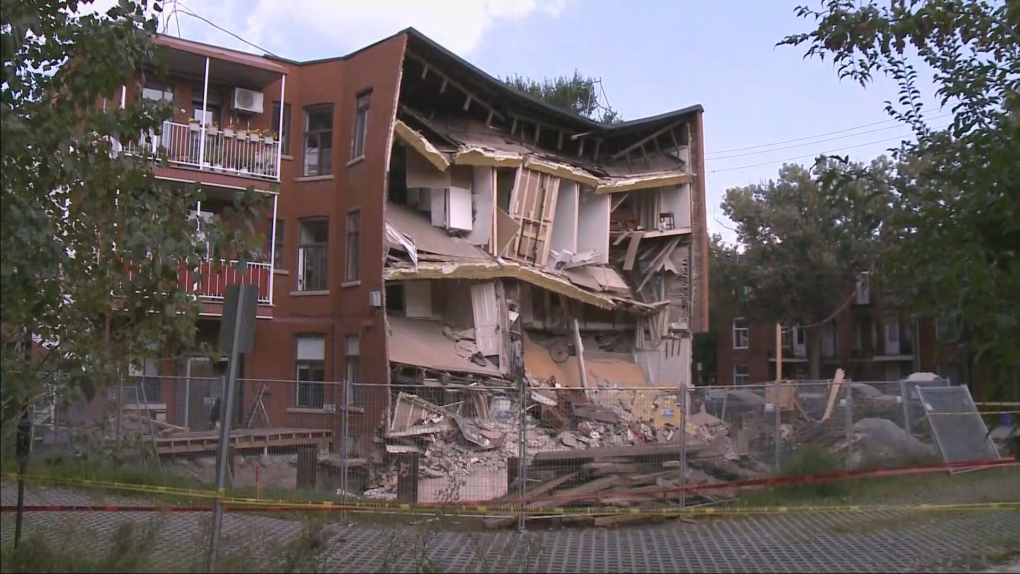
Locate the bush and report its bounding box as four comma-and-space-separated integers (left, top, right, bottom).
777, 444, 849, 499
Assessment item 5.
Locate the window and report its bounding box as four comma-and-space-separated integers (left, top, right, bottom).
272, 101, 292, 156
351, 92, 370, 160
780, 328, 791, 349
298, 219, 328, 291
855, 273, 870, 305
733, 318, 749, 349
271, 218, 285, 270
344, 335, 360, 406
734, 364, 750, 386
345, 210, 360, 282
141, 82, 173, 103
295, 335, 326, 409
303, 105, 333, 176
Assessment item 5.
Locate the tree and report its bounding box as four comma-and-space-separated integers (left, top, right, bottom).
503, 70, 622, 123
781, 0, 1020, 397
0, 0, 265, 428
720, 159, 891, 378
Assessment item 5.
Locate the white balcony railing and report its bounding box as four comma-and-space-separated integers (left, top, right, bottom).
179, 259, 273, 305
125, 121, 281, 181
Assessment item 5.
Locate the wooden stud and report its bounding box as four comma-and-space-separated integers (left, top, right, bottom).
578, 138, 585, 158
594, 140, 602, 162
511, 117, 518, 135
440, 79, 448, 94
463, 95, 472, 111
557, 130, 565, 150
486, 110, 494, 127
534, 122, 541, 144
421, 65, 429, 80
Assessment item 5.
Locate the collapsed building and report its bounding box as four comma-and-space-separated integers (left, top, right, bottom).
356, 32, 711, 500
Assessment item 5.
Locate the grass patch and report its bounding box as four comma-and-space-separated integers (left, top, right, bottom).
732, 460, 1020, 508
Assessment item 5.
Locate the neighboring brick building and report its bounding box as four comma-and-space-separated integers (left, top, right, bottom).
714, 275, 980, 389
112, 29, 711, 457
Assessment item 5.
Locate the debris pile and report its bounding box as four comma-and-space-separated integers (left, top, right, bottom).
483, 442, 744, 529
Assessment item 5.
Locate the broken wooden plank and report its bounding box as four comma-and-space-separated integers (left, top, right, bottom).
581, 462, 641, 476
623, 231, 644, 271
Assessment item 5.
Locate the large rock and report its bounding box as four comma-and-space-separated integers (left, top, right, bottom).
851, 417, 935, 465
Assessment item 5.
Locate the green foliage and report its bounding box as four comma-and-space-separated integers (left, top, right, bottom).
502, 70, 622, 123
778, 445, 850, 498
0, 0, 267, 426
718, 159, 890, 375
781, 0, 1020, 395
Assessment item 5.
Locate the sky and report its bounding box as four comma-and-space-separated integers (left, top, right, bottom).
94, 0, 945, 245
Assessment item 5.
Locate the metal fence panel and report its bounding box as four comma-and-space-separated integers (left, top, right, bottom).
914, 385, 999, 471
848, 380, 941, 469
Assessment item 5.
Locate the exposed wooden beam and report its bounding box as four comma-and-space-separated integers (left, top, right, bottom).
609, 120, 684, 161
533, 122, 541, 143
511, 117, 518, 135
577, 137, 585, 158
594, 140, 602, 162
406, 52, 506, 121
463, 95, 472, 111
669, 128, 680, 151
486, 109, 495, 127
421, 66, 429, 80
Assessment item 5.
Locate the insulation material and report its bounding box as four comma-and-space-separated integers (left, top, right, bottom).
508, 168, 560, 266
405, 146, 451, 189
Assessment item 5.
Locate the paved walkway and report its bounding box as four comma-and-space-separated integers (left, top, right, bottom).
2, 475, 1019, 573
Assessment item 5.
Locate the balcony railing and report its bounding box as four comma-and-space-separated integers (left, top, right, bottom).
124, 121, 281, 181
181, 260, 273, 305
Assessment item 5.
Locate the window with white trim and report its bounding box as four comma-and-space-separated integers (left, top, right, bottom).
295, 335, 325, 409
733, 318, 749, 349
734, 364, 750, 386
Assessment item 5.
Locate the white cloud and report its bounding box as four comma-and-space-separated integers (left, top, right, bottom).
162, 0, 571, 59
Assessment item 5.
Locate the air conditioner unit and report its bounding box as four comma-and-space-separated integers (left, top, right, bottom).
232, 88, 264, 114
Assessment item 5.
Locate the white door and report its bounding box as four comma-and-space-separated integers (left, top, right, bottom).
884, 317, 900, 355
470, 282, 500, 357
793, 327, 807, 358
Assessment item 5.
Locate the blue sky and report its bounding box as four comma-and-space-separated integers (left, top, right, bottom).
146, 0, 944, 244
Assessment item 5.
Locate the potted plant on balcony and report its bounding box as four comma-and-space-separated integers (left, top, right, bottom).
224, 123, 236, 138
188, 117, 201, 133
207, 121, 220, 136
262, 129, 275, 145
236, 127, 249, 141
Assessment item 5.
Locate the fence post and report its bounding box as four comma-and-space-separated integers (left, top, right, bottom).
115, 373, 124, 453
899, 378, 911, 436
517, 373, 527, 532
679, 383, 688, 510
844, 377, 854, 470
340, 379, 350, 521
773, 382, 782, 474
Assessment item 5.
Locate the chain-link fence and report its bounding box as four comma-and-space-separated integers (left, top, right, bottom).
5, 373, 1014, 529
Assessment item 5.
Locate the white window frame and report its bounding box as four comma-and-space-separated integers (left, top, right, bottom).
734, 364, 750, 385
351, 92, 370, 160
733, 318, 749, 350
344, 334, 360, 406
295, 335, 326, 409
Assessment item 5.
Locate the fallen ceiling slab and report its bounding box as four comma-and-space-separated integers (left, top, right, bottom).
387, 315, 501, 376
393, 120, 450, 172
385, 202, 490, 260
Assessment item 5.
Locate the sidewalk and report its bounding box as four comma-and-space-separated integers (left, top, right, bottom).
2, 471, 1019, 573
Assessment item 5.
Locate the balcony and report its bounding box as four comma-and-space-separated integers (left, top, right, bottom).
125, 121, 281, 181
181, 259, 273, 305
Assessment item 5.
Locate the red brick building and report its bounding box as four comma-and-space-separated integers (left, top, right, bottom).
713, 275, 978, 388
116, 30, 711, 457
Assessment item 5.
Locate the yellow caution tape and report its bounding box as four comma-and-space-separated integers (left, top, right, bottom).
4, 473, 1019, 517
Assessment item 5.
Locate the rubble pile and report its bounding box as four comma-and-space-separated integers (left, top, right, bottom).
484, 442, 746, 529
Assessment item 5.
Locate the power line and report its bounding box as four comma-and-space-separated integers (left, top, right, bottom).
171, 2, 280, 58
707, 125, 950, 174
706, 114, 951, 161
705, 108, 944, 155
